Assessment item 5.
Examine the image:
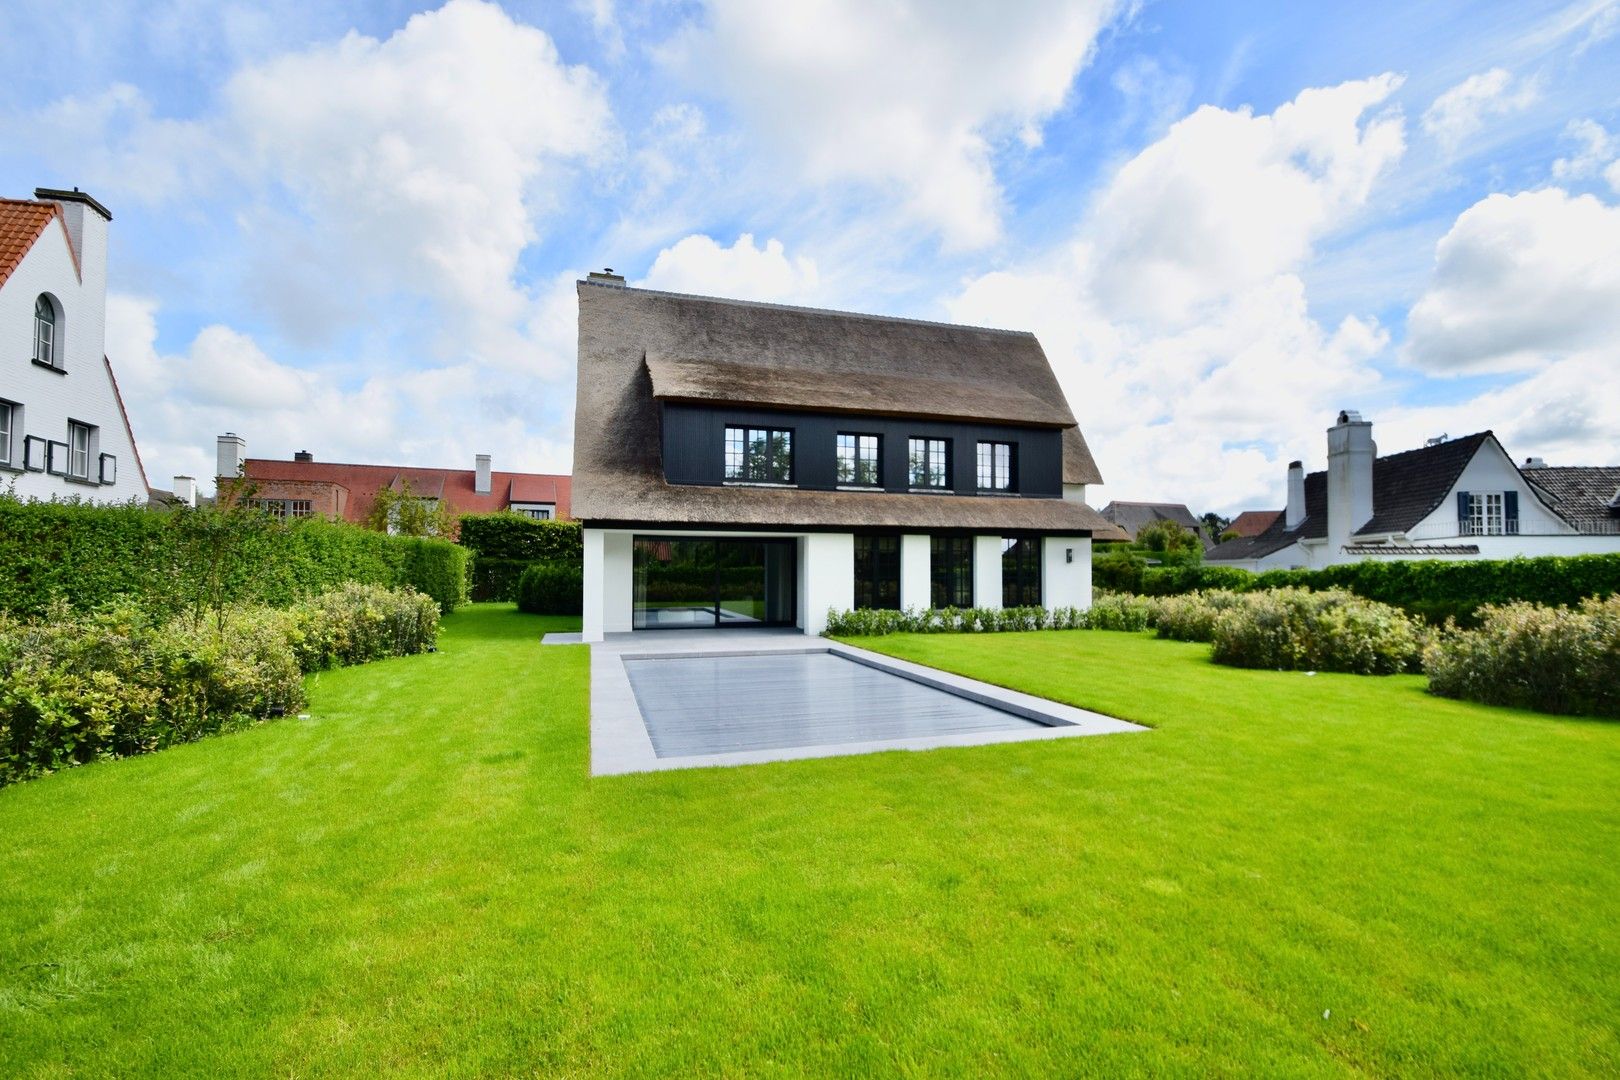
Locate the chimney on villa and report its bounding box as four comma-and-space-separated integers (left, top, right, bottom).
1524, 456, 1547, 469
1326, 410, 1375, 546
1285, 461, 1306, 530
294, 450, 313, 462
217, 432, 246, 480
586, 267, 625, 285
475, 453, 492, 495
36, 186, 111, 359
172, 476, 197, 508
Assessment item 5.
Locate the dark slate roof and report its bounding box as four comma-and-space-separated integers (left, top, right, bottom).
1098, 501, 1212, 549
572, 282, 1114, 531
1208, 432, 1496, 562
1523, 465, 1620, 532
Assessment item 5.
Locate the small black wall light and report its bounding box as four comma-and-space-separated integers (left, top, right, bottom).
1065, 547, 1074, 564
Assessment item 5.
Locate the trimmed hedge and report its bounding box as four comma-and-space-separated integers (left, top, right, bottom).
469, 556, 534, 603
1425, 596, 1620, 718
0, 585, 440, 787
1137, 553, 1620, 625
516, 562, 583, 615
1209, 588, 1425, 675
458, 514, 582, 563
0, 498, 468, 617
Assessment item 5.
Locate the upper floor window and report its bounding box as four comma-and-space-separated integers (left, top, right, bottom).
68, 421, 93, 480
836, 433, 880, 486
908, 437, 949, 489
724, 426, 792, 483
34, 295, 59, 369
977, 441, 1014, 491
1467, 492, 1504, 535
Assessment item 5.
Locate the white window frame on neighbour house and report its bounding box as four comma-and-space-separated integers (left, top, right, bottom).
34, 295, 60, 370
511, 504, 554, 520
248, 498, 313, 521
1468, 492, 1504, 536
0, 401, 14, 468
68, 421, 93, 480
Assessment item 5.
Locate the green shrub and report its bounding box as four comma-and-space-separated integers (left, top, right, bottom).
1141, 565, 1255, 596
1424, 596, 1620, 718
1092, 550, 1147, 593
1210, 588, 1423, 675
469, 556, 535, 602
1081, 592, 1160, 632
1153, 591, 1248, 642
517, 562, 583, 615
457, 514, 582, 564
0, 585, 442, 787
0, 497, 468, 617
822, 605, 1089, 637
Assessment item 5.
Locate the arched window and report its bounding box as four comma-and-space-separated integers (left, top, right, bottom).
33, 295, 58, 369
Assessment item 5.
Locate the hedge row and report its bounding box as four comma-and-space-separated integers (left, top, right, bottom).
517, 562, 583, 615
0, 498, 468, 617
0, 584, 440, 787
458, 514, 582, 563
1136, 553, 1620, 624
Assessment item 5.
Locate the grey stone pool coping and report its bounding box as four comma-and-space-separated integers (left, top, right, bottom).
546, 629, 1145, 776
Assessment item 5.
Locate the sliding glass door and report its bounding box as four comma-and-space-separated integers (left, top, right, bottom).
633, 537, 797, 628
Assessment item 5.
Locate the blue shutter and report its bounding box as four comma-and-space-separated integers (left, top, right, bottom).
1505, 491, 1519, 534
1457, 490, 1470, 534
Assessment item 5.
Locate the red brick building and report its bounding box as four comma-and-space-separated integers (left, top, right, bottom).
216, 434, 570, 523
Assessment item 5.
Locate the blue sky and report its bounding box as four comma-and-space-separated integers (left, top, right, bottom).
2, 0, 1617, 512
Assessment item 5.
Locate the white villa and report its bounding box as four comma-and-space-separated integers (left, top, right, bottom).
1208, 411, 1620, 571
569, 274, 1117, 641
0, 187, 148, 503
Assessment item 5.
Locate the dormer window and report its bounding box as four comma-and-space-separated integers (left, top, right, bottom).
977, 441, 1014, 491
908, 438, 949, 489
724, 426, 793, 483
34, 295, 60, 370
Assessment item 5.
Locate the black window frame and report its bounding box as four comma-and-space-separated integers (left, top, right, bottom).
930, 535, 974, 609
908, 437, 950, 490
853, 533, 902, 610
0, 400, 14, 469
977, 440, 1015, 492
1001, 537, 1042, 608
724, 425, 794, 484
835, 432, 882, 488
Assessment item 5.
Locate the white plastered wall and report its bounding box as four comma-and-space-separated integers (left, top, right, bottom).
899, 533, 931, 611
972, 534, 1003, 608
1043, 536, 1091, 608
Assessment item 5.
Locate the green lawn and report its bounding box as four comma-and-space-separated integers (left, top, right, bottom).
2, 605, 1617, 1077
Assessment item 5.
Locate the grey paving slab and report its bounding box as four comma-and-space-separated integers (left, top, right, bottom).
585, 628, 1145, 775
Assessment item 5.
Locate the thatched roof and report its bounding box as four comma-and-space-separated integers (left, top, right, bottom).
573, 282, 1110, 531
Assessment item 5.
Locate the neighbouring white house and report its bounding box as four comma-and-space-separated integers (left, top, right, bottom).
1208, 411, 1620, 571
571, 273, 1119, 641
0, 187, 148, 503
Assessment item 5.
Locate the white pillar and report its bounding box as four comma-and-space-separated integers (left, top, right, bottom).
602, 532, 634, 634
800, 533, 854, 635
972, 535, 1003, 609
900, 533, 932, 611
1042, 536, 1092, 609
582, 527, 605, 642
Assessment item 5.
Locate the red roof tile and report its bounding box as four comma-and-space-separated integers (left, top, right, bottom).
242, 458, 571, 523
0, 198, 69, 289
1226, 509, 1281, 538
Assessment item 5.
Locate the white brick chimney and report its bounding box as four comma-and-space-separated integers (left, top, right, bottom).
172, 476, 197, 508
475, 452, 492, 495
1326, 410, 1375, 547
1285, 460, 1306, 529
217, 432, 246, 480
35, 187, 111, 368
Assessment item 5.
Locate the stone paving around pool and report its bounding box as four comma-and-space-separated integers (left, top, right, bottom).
546, 628, 1144, 775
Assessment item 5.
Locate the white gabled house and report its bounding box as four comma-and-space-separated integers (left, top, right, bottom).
0, 187, 148, 503
1209, 411, 1620, 571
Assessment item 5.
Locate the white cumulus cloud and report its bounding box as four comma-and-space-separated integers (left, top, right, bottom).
1405, 188, 1620, 372
663, 0, 1123, 250
638, 233, 820, 302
